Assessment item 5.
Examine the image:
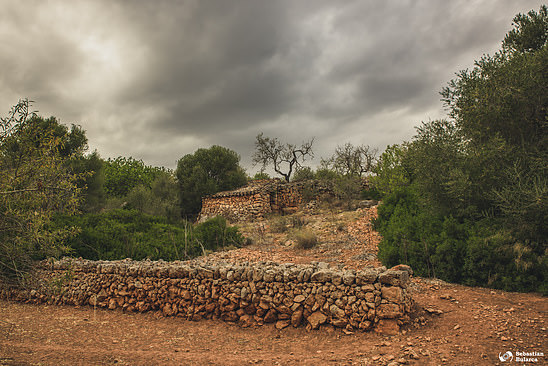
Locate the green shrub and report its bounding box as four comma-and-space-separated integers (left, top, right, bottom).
51, 210, 245, 261
361, 187, 381, 200
292, 166, 315, 181
375, 186, 547, 293
192, 216, 244, 251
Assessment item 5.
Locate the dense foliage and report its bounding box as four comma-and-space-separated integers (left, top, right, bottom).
0, 100, 82, 283
176, 145, 247, 218
53, 210, 244, 261
104, 156, 168, 198
373, 6, 547, 293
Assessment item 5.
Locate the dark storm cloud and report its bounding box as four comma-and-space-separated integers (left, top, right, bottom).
0, 0, 545, 170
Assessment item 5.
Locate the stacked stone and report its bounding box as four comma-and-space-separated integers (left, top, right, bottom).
273, 185, 302, 210
199, 192, 271, 222
2, 258, 413, 332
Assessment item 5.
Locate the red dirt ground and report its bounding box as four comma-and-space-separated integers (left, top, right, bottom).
1, 207, 546, 365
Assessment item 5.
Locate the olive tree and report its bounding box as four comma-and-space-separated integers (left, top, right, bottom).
252, 133, 314, 182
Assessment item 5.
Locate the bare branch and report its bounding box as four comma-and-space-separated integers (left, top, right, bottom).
253, 133, 314, 182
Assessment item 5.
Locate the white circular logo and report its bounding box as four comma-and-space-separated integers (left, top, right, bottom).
499, 351, 513, 362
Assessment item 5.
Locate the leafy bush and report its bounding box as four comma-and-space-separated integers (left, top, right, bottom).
52, 210, 245, 261
374, 7, 548, 294
192, 216, 244, 251
375, 187, 547, 293
176, 146, 247, 218
104, 157, 167, 198
292, 166, 315, 181
251, 172, 270, 180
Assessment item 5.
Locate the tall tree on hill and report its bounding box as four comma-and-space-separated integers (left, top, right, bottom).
176, 145, 247, 218
252, 133, 314, 182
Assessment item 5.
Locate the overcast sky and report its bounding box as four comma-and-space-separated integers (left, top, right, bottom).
1, 1, 544, 173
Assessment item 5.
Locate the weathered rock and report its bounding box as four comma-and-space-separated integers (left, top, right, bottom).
329, 304, 346, 319
307, 311, 327, 329
311, 270, 333, 283
356, 269, 378, 284
381, 286, 403, 303
342, 271, 356, 285
264, 309, 278, 323
332, 318, 348, 328
378, 270, 409, 287
291, 309, 303, 327
294, 295, 305, 303
239, 314, 254, 327
275, 320, 291, 330
377, 303, 403, 319
389, 264, 413, 276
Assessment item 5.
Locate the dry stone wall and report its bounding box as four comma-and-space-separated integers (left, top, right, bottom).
199, 179, 335, 222
2, 258, 414, 332
200, 192, 271, 222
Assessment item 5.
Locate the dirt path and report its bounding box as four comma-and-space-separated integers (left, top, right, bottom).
1, 279, 546, 365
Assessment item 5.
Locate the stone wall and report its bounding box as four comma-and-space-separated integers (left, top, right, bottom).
198, 179, 305, 222
200, 192, 271, 222
198, 179, 336, 222
272, 184, 302, 211
2, 258, 414, 333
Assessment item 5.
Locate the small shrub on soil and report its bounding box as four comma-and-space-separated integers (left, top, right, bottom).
270, 216, 288, 233
293, 229, 318, 249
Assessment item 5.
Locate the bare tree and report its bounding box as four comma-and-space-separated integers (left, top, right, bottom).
321, 143, 377, 177
252, 133, 314, 182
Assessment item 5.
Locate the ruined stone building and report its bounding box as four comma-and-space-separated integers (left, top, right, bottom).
196, 176, 376, 222
197, 179, 305, 222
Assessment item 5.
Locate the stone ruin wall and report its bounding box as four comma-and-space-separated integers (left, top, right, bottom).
199, 179, 339, 222
272, 184, 302, 211
199, 180, 306, 222
2, 258, 414, 333
200, 192, 271, 222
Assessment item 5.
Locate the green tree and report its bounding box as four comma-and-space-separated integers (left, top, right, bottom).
70, 151, 106, 213
371, 144, 411, 196
125, 172, 180, 222
251, 171, 270, 180
104, 156, 167, 198
1, 112, 107, 213
375, 6, 547, 293
291, 166, 315, 181
0, 100, 82, 283
176, 146, 247, 218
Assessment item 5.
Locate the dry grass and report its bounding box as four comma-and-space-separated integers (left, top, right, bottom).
292, 229, 318, 249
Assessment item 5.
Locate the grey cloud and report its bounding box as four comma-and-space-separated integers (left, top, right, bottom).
0, 0, 545, 172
